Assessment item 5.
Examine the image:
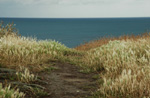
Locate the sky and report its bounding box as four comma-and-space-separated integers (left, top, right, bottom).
0, 0, 150, 18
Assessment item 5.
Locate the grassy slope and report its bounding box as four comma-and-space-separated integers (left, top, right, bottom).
82, 38, 150, 97
0, 23, 80, 97
75, 33, 150, 51
1, 23, 150, 98
0, 35, 70, 70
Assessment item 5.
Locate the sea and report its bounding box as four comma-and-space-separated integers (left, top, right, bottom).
0, 18, 150, 48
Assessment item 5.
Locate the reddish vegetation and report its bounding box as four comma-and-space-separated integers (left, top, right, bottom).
75, 32, 150, 51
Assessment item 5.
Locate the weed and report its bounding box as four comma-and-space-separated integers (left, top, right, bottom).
16, 66, 37, 83
0, 83, 25, 98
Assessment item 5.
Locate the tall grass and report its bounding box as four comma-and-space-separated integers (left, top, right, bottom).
82, 36, 150, 97
0, 35, 70, 70
16, 66, 37, 83
0, 83, 25, 98
0, 23, 77, 71
75, 33, 150, 51
2, 23, 150, 97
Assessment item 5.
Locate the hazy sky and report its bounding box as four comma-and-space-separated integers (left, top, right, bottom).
0, 0, 150, 18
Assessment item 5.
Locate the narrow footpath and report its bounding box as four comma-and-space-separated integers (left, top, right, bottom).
40, 62, 99, 98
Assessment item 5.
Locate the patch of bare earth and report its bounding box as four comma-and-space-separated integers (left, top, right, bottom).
40, 62, 99, 98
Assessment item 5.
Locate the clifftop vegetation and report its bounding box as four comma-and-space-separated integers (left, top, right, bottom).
0, 23, 150, 98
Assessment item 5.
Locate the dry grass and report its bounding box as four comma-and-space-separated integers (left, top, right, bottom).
0, 35, 71, 71
0, 23, 76, 71
0, 83, 25, 98
1, 23, 150, 97
16, 66, 37, 83
75, 33, 150, 51
82, 36, 150, 97
0, 22, 18, 37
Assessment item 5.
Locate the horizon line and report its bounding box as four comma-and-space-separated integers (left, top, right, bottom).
0, 16, 150, 19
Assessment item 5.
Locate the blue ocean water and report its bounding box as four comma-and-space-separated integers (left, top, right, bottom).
0, 18, 150, 48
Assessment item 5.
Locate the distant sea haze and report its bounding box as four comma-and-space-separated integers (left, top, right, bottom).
0, 18, 150, 48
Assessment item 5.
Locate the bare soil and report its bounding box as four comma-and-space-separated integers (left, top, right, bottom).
40, 62, 99, 98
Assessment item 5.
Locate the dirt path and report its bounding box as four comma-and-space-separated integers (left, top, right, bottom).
40, 62, 99, 98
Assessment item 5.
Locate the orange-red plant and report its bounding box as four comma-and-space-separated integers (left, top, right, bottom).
75, 32, 150, 51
